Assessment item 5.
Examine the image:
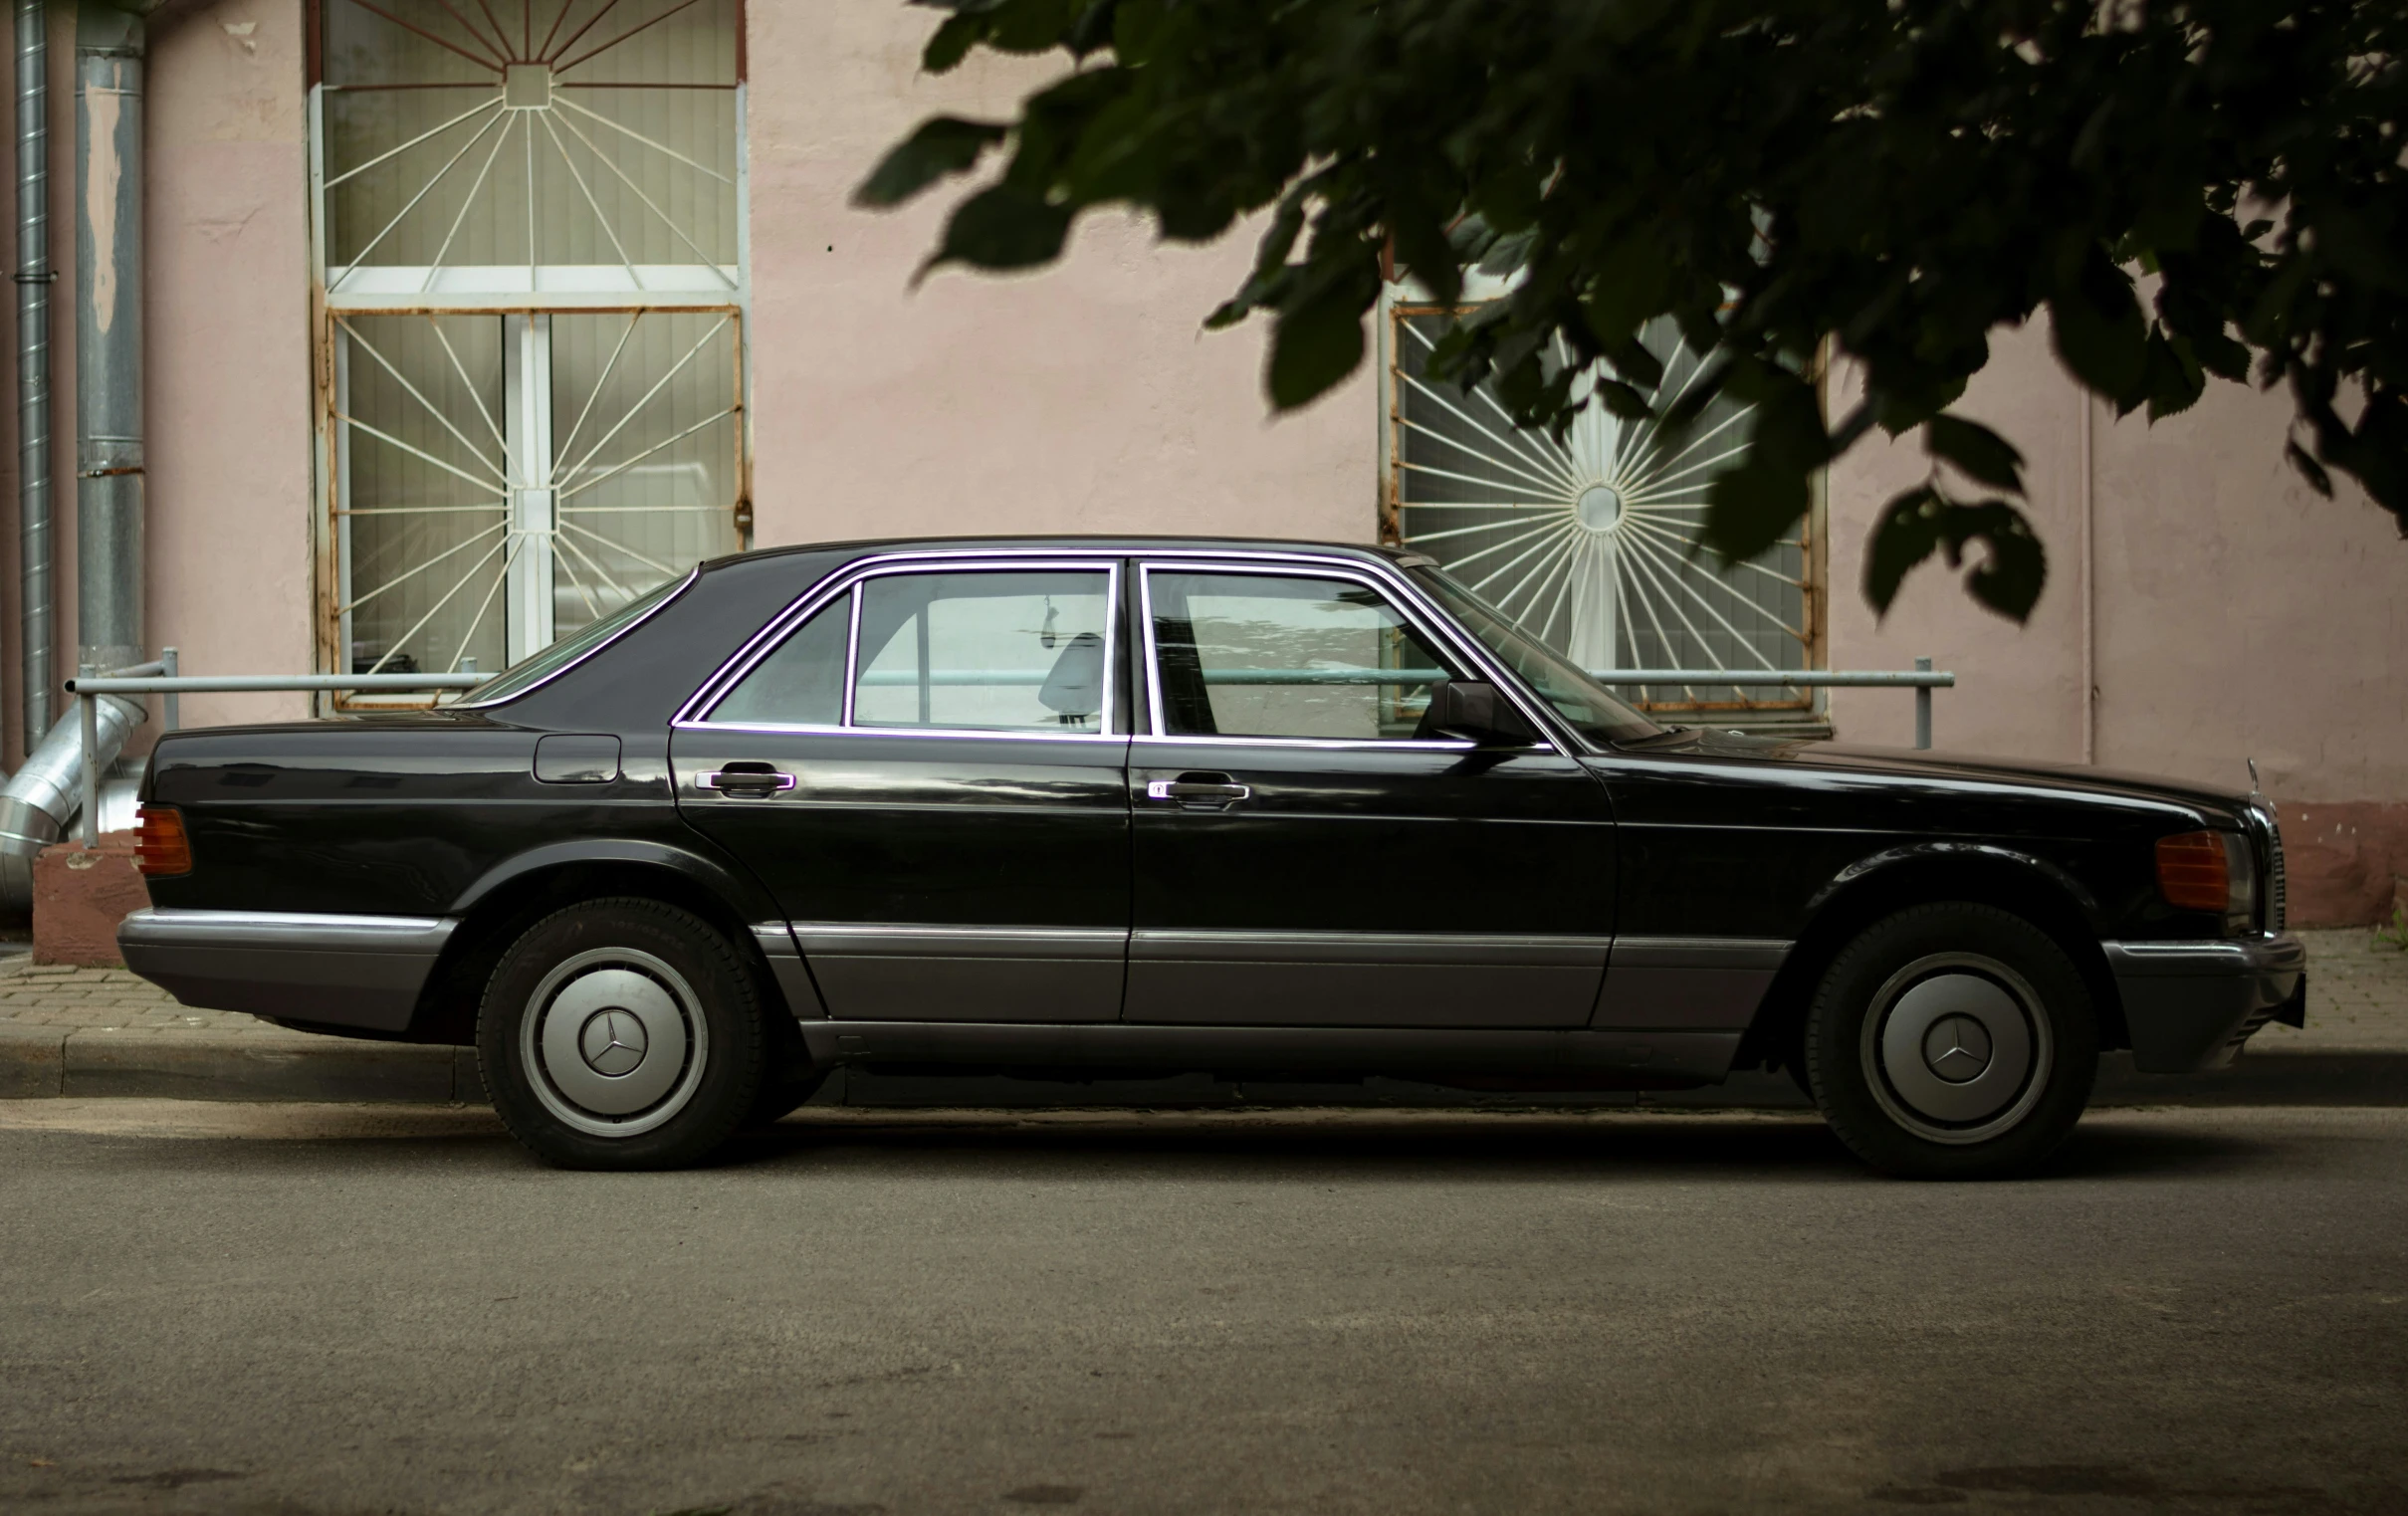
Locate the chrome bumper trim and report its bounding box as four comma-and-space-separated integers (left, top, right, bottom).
2102, 933, 2306, 1073
118, 908, 457, 1034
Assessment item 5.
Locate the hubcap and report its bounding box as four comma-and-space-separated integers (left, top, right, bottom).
578, 1008, 649, 1077
521, 948, 708, 1138
1861, 954, 2053, 1145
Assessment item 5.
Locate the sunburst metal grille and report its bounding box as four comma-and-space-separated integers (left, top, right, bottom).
1385, 310, 1815, 711
312, 1, 747, 692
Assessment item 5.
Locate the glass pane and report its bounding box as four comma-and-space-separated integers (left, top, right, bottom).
711, 595, 850, 727
322, 0, 740, 272
339, 314, 509, 675
1149, 572, 1457, 741
1390, 310, 1808, 710
548, 311, 742, 639
464, 572, 686, 705
852, 572, 1111, 734
337, 311, 742, 675
1410, 567, 1660, 745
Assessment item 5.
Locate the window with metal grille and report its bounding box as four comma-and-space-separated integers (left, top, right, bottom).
1382, 305, 1821, 716
310, 0, 746, 687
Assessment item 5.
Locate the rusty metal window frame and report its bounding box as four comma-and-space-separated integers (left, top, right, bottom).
1375, 284, 1827, 718
304, 0, 751, 709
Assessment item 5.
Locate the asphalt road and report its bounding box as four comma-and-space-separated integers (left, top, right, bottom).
2, 1102, 2403, 1516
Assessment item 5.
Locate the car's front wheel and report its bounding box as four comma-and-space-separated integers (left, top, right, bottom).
478, 898, 766, 1170
1804, 902, 2098, 1179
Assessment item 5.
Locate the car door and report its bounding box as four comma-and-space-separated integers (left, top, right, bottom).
1123, 557, 1617, 1028
671, 556, 1131, 1022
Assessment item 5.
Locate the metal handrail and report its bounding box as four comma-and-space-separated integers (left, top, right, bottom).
60, 664, 486, 848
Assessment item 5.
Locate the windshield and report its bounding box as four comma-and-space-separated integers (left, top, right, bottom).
458, 572, 691, 706
1407, 565, 1664, 746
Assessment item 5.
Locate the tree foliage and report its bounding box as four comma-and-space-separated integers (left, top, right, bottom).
858, 0, 2408, 619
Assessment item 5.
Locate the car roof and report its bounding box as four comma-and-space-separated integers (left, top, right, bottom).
697, 536, 1423, 575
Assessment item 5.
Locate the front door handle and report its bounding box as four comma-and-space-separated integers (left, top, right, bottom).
1146, 774, 1251, 806
697, 762, 797, 798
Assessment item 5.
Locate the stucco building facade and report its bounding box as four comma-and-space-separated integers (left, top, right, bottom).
2, 1, 2400, 920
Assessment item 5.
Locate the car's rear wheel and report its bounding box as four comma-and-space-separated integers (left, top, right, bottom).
478, 898, 766, 1170
1805, 902, 2097, 1179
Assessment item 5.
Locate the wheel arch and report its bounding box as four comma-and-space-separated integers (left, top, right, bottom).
1735, 845, 2128, 1073
404, 842, 787, 1046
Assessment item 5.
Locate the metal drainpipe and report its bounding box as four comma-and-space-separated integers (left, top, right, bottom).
14, 0, 52, 749
75, 0, 145, 678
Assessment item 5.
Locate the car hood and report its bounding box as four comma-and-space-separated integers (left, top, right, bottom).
1617, 728, 2258, 825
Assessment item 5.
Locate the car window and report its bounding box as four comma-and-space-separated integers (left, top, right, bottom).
461, 571, 688, 706
709, 593, 850, 727
852, 570, 1111, 734
1146, 570, 1461, 741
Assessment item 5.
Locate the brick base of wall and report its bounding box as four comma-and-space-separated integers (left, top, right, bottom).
2279, 801, 2408, 929
33, 833, 149, 967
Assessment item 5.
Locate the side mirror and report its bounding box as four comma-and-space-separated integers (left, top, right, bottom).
1422, 679, 1541, 748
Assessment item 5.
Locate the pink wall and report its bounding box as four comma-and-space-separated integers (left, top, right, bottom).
742, 3, 1375, 553
0, 0, 312, 770
141, 0, 315, 740
1827, 321, 2408, 921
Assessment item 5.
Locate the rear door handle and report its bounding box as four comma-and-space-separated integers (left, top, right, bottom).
1146, 777, 1251, 804
697, 764, 797, 798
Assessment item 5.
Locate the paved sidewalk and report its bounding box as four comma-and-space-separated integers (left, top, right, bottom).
1, 930, 2403, 1105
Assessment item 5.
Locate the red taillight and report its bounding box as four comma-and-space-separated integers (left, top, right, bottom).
2155, 830, 2229, 913
134, 805, 191, 877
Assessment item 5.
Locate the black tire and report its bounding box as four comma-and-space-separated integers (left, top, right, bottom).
1804, 902, 2098, 1179
477, 898, 767, 1170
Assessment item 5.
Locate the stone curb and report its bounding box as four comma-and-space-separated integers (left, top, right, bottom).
2, 1028, 2402, 1109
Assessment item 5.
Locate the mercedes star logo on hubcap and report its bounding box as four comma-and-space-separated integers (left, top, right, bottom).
1921, 1012, 1994, 1083
578, 1008, 649, 1077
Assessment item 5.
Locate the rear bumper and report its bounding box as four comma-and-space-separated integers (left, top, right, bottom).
118, 908, 456, 1034
2104, 933, 2306, 1073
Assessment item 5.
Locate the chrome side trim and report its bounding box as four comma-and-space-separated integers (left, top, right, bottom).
795, 923, 1128, 961
750, 923, 827, 1019
1609, 937, 1793, 971
1130, 929, 1611, 968
1596, 937, 1793, 1032
800, 1020, 1744, 1082
116, 908, 458, 1035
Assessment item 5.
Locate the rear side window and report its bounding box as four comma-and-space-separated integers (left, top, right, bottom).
703, 566, 1114, 734
710, 600, 848, 727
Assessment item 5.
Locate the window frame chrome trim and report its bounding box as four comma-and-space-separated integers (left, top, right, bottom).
679, 554, 1124, 741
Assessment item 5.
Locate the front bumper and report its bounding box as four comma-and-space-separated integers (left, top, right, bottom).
118, 908, 457, 1034
2104, 933, 2306, 1073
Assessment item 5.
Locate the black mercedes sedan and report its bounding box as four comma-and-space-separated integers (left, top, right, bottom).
118, 538, 2303, 1177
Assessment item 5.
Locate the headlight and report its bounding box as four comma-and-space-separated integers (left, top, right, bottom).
2155, 829, 2253, 920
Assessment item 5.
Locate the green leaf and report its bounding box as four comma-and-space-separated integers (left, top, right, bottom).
923, 183, 1072, 276
1704, 462, 1810, 565
1266, 262, 1378, 411
1864, 489, 2047, 622
922, 12, 990, 73
852, 116, 1008, 208
2050, 262, 2148, 406
1864, 486, 1939, 614
2286, 438, 2333, 499
1923, 414, 2025, 494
